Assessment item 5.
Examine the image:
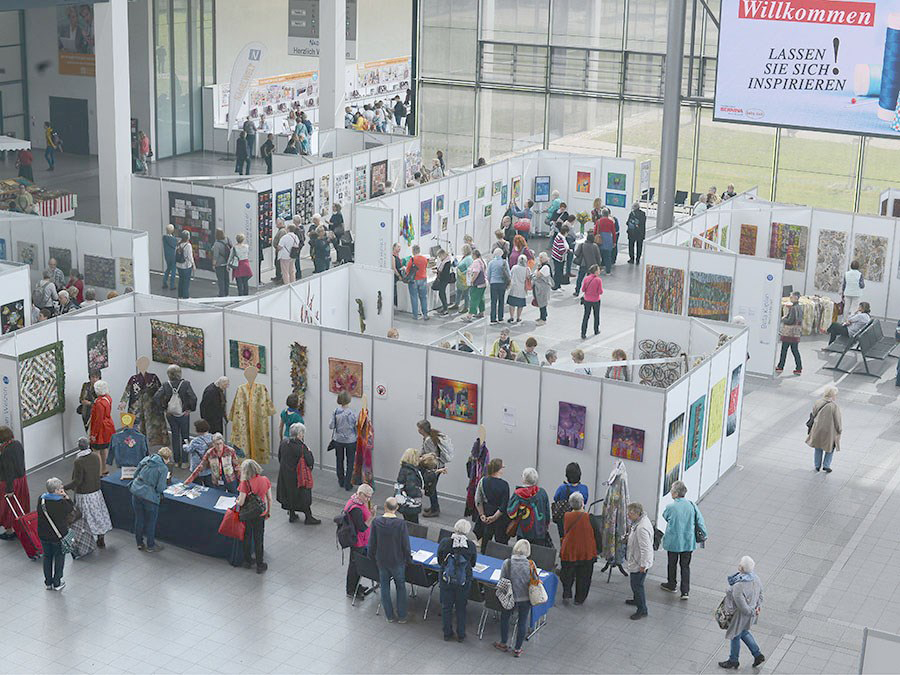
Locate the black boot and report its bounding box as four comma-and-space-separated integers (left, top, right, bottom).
304, 511, 321, 525
288, 511, 299, 523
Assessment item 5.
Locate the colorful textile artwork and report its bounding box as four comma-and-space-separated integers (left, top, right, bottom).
119, 257, 134, 286
643, 265, 684, 315
511, 176, 522, 203
399, 214, 415, 246
294, 179, 314, 223
638, 339, 682, 388
404, 149, 421, 186
168, 191, 216, 269
328, 358, 363, 398
457, 200, 470, 221
556, 402, 586, 450
19, 341, 65, 427
575, 170, 591, 194
334, 170, 352, 213
289, 342, 308, 416
726, 365, 742, 437
477, 185, 486, 200
853, 234, 888, 283
501, 184, 508, 206
18, 241, 37, 270
721, 225, 729, 247
813, 229, 847, 293
739, 224, 758, 256
370, 160, 388, 196
48, 247, 72, 276
663, 413, 685, 497
706, 377, 726, 448
1, 300, 25, 334
86, 329, 109, 371
435, 194, 444, 212
229, 340, 267, 374
258, 191, 273, 248
431, 377, 478, 425
84, 254, 117, 289
420, 198, 433, 236
150, 319, 205, 372
685, 395, 705, 471
611, 424, 644, 462
319, 174, 331, 215
275, 189, 292, 221
688, 271, 732, 321
607, 172, 626, 191
492, 180, 502, 196
768, 222, 809, 272
354, 165, 368, 203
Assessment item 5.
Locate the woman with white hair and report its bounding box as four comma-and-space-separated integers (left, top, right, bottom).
184, 433, 241, 492
236, 459, 273, 573
559, 491, 597, 605
153, 364, 197, 469
344, 483, 376, 597
532, 252, 552, 325
437, 518, 478, 642
718, 556, 765, 669
276, 422, 320, 524
89, 379, 115, 473
37, 477, 75, 590
493, 538, 533, 657
507, 468, 551, 546
806, 385, 842, 473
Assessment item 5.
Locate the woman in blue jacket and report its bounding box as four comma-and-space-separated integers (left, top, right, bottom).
129, 447, 173, 553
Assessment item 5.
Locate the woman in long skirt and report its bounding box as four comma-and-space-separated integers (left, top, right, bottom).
64, 438, 112, 556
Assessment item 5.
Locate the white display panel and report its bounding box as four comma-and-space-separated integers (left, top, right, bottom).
354, 205, 394, 269
732, 255, 784, 376
719, 332, 750, 480
657, 377, 690, 524
699, 346, 732, 498
319, 266, 351, 330
850, 213, 896, 317
349, 265, 394, 337
270, 319, 322, 462
680, 360, 712, 503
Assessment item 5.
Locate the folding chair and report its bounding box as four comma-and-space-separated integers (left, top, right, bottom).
405, 561, 439, 619
351, 551, 381, 613
406, 522, 428, 539
485, 541, 512, 560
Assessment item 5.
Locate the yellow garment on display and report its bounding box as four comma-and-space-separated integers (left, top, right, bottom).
229, 382, 275, 464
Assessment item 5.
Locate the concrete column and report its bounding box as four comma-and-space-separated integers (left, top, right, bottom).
319, 0, 346, 132
656, 0, 687, 231
94, 0, 132, 228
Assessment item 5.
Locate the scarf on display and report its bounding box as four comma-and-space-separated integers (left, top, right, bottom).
599, 462, 630, 565
296, 441, 314, 489
352, 407, 374, 487
728, 571, 758, 586
465, 438, 490, 515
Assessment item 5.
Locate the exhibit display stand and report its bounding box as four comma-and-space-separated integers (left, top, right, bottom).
0, 261, 32, 333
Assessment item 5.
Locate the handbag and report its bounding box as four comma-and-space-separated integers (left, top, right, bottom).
218, 507, 245, 540
692, 502, 706, 547
715, 596, 734, 629
238, 482, 266, 522
806, 401, 830, 433
296, 452, 314, 489
326, 411, 338, 452
528, 560, 548, 606
40, 497, 78, 555
496, 577, 516, 610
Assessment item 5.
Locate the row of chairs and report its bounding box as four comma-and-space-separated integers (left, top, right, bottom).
824, 319, 898, 377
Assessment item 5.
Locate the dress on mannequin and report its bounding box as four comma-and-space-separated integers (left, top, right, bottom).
229, 374, 275, 464
120, 370, 166, 446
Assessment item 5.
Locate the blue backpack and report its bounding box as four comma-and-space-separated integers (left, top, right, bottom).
442, 548, 469, 586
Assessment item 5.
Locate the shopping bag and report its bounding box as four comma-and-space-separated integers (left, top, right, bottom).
218, 507, 245, 540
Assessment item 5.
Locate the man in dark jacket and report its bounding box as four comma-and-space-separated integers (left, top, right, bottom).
368, 497, 412, 623
234, 130, 250, 175
626, 202, 647, 264
199, 377, 229, 434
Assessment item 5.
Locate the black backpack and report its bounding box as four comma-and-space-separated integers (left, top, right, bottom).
334, 509, 357, 549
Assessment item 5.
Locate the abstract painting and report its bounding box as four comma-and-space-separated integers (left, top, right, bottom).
535, 176, 550, 202
853, 234, 888, 283
457, 199, 471, 221
86, 329, 109, 371
557, 402, 586, 450
319, 174, 331, 215
813, 229, 847, 292
726, 365, 742, 436
511, 176, 522, 203
643, 265, 684, 315
688, 271, 732, 321
354, 165, 368, 203
706, 377, 726, 448
431, 376, 478, 425
370, 160, 388, 195
663, 413, 685, 497
685, 395, 706, 471
119, 257, 134, 287
501, 184, 508, 206
297, 283, 320, 324
334, 170, 352, 213
257, 191, 273, 247
435, 194, 444, 212
229, 340, 267, 374
290, 342, 309, 416
150, 319, 205, 372
48, 247, 72, 277
19, 341, 65, 427
607, 172, 627, 191
637, 339, 683, 388
168, 191, 216, 270
492, 180, 502, 196
1, 300, 25, 334
605, 192, 627, 208
295, 178, 314, 223
275, 189, 292, 221
477, 185, 486, 200
84, 254, 117, 289
17, 241, 37, 271
420, 198, 433, 237
739, 224, 758, 256
611, 424, 644, 462
575, 170, 591, 194
769, 222, 809, 271
328, 358, 363, 397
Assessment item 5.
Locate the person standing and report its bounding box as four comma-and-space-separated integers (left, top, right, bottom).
329, 392, 358, 491
236, 459, 273, 573
594, 209, 617, 274
175, 231, 194, 299
507, 256, 531, 324
276, 422, 320, 524
533, 252, 552, 325
573, 234, 601, 297
368, 497, 412, 623
64, 437, 112, 551
660, 480, 707, 599
344, 483, 376, 597
199, 376, 229, 435
718, 557, 765, 670
559, 492, 597, 605
842, 260, 864, 316
626, 203, 647, 264
487, 249, 511, 324
437, 519, 478, 641
243, 117, 257, 159
162, 224, 178, 290
580, 265, 603, 339
211, 229, 231, 297
550, 225, 570, 290
43, 122, 59, 171
806, 386, 841, 473
138, 131, 151, 171
624, 501, 653, 620
507, 468, 551, 547
129, 447, 173, 553
404, 245, 429, 321
433, 249, 453, 316
464, 250, 487, 321
234, 130, 250, 175
475, 458, 510, 553
545, 190, 562, 226
277, 224, 300, 285
229, 233, 253, 296
260, 133, 275, 174
153, 364, 197, 469
776, 291, 803, 375
0, 427, 28, 541
493, 538, 533, 657
16, 147, 34, 182
89, 380, 115, 473
417, 419, 453, 518
37, 478, 75, 589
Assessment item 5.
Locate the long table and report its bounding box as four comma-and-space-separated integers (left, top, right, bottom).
408, 536, 557, 628
101, 471, 242, 564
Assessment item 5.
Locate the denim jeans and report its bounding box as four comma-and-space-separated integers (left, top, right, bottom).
581, 301, 600, 337
729, 630, 761, 662
552, 259, 565, 288
163, 258, 176, 288
177, 268, 192, 298
600, 248, 614, 273
215, 265, 230, 297
378, 565, 408, 620
428, 474, 441, 513
814, 447, 834, 470
40, 539, 65, 587
235, 276, 250, 296
777, 341, 802, 371
500, 600, 531, 649
574, 266, 587, 295
629, 571, 648, 614
408, 279, 428, 318
167, 414, 191, 464
440, 581, 470, 638
490, 283, 506, 322
45, 146, 55, 169
132, 495, 160, 548
334, 441, 356, 489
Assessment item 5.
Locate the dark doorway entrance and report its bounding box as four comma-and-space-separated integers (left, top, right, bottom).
49, 96, 90, 154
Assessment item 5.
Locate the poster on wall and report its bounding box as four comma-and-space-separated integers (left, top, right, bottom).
420, 198, 433, 236
556, 402, 586, 450
295, 178, 315, 223
608, 172, 627, 191
663, 413, 686, 497
430, 376, 478, 424
605, 192, 627, 208
492, 180, 502, 196
714, 1, 900, 138
275, 189, 292, 221
706, 377, 726, 448
511, 176, 522, 204
435, 194, 444, 212
534, 176, 551, 202
57, 4, 95, 76
257, 191, 273, 248
168, 192, 216, 271
726, 365, 742, 436
685, 395, 706, 471
575, 170, 592, 194
611, 424, 644, 462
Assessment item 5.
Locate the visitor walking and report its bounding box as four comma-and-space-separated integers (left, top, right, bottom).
243, 117, 257, 159
418, 419, 453, 518
43, 122, 59, 171
626, 202, 647, 264
717, 556, 765, 670
493, 539, 533, 657
660, 480, 707, 599
573, 234, 601, 297
0, 427, 28, 542
580, 265, 603, 339
776, 291, 803, 374
234, 130, 250, 175
550, 225, 570, 289
260, 133, 275, 174
344, 483, 375, 598
433, 249, 453, 315
806, 386, 841, 473
64, 437, 112, 553
625, 501, 653, 620
175, 231, 194, 299
594, 208, 616, 274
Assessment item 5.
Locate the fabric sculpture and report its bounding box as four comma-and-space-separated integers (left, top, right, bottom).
229, 381, 275, 464
120, 373, 167, 445
599, 461, 630, 566
352, 406, 374, 488
465, 437, 490, 517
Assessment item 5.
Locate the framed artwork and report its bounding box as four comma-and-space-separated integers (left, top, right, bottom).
334, 171, 352, 213
511, 176, 522, 203
420, 198, 433, 236
607, 172, 627, 191
295, 178, 315, 223
17, 241, 37, 271
663, 413, 685, 497
813, 230, 847, 292
643, 265, 684, 315
853, 234, 888, 283
726, 365, 742, 436
441, 216, 448, 232
150, 319, 205, 371
119, 257, 134, 286
86, 329, 109, 371
1, 300, 25, 334
477, 185, 486, 200
706, 377, 726, 448
575, 170, 591, 194
328, 357, 363, 397
435, 194, 444, 212
605, 192, 627, 208
84, 254, 117, 289
319, 174, 331, 215
492, 180, 502, 196
611, 424, 644, 462
257, 191, 273, 248
688, 271, 732, 321
370, 159, 388, 195
739, 224, 758, 256
48, 246, 72, 277
19, 341, 65, 427
354, 165, 368, 202
769, 222, 809, 272
404, 149, 421, 185
556, 402, 586, 450
290, 342, 308, 415
275, 189, 292, 221
483, 204, 492, 218
534, 176, 550, 202
501, 184, 508, 206
431, 376, 478, 424
685, 395, 706, 470
168, 191, 216, 270
229, 340, 267, 374
457, 199, 471, 221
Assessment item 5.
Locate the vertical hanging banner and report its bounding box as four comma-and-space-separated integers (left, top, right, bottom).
57, 3, 96, 76
714, 0, 900, 137
288, 0, 358, 59
227, 42, 267, 140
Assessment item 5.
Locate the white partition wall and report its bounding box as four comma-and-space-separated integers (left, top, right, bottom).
0, 262, 32, 331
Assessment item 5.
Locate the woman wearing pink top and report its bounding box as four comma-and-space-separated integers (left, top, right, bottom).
580, 265, 604, 339
345, 483, 376, 597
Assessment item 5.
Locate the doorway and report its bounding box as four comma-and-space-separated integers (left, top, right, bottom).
49, 96, 90, 154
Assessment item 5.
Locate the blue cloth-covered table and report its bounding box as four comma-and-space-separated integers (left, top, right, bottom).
409, 536, 557, 628
101, 471, 242, 564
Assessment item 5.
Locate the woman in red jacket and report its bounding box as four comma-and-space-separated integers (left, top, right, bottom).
580, 265, 604, 339
89, 380, 115, 475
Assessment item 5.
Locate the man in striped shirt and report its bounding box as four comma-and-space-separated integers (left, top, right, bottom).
550, 225, 570, 290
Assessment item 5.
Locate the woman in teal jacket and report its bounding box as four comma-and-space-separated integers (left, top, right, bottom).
660, 480, 707, 599
129, 447, 173, 552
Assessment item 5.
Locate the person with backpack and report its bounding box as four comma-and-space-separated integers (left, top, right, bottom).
175, 231, 195, 299
129, 447, 173, 554
552, 462, 589, 540
153, 364, 197, 469
417, 420, 453, 518
660, 480, 707, 600
341, 483, 376, 598
211, 229, 232, 297
33, 270, 59, 316
395, 448, 424, 523
437, 519, 478, 642
507, 467, 551, 547
368, 496, 412, 622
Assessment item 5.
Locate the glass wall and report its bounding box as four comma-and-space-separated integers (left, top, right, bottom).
417, 0, 894, 213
